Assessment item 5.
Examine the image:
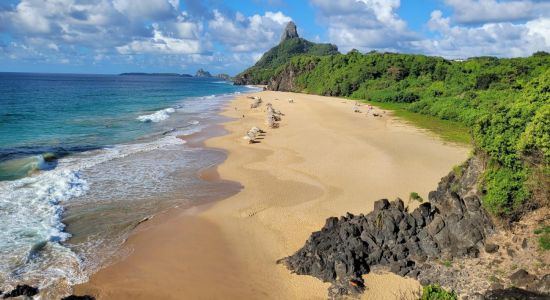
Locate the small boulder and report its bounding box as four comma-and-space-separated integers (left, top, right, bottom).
485, 287, 548, 300
510, 269, 538, 287
374, 199, 390, 211
484, 243, 499, 253
522, 238, 528, 249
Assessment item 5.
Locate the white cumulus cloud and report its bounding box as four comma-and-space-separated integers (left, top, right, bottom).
208, 9, 291, 52
310, 0, 417, 52
443, 0, 550, 24
410, 9, 550, 58
116, 23, 202, 55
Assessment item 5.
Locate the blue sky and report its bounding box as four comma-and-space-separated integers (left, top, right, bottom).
0, 0, 549, 75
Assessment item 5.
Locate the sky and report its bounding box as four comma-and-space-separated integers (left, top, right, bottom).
0, 0, 549, 75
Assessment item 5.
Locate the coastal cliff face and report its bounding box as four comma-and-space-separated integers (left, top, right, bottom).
278, 156, 495, 297
267, 59, 315, 92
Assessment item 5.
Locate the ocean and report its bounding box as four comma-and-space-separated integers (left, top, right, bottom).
0, 72, 256, 297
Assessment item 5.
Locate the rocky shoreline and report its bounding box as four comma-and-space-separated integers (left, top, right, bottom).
0, 285, 94, 299
278, 156, 550, 298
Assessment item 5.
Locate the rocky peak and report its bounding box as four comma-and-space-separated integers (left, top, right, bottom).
195, 68, 212, 78
280, 21, 299, 43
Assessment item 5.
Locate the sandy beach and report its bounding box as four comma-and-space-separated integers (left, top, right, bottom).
75, 91, 469, 299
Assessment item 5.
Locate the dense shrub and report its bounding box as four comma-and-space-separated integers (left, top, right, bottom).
420, 284, 458, 300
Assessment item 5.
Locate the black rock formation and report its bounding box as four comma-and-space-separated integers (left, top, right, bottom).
61, 295, 96, 300
280, 21, 299, 42
2, 285, 39, 298
484, 287, 549, 300
278, 157, 494, 297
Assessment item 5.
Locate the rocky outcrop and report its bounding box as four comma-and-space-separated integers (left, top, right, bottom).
267, 59, 318, 92
2, 285, 39, 298
278, 157, 494, 297
484, 287, 549, 300
215, 73, 232, 81
267, 65, 300, 91
195, 69, 212, 78
280, 21, 299, 42
233, 73, 255, 85
61, 295, 96, 300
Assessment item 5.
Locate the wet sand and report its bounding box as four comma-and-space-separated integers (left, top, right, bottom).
76, 91, 470, 299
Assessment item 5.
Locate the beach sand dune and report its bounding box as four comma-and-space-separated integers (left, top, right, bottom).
76, 91, 469, 299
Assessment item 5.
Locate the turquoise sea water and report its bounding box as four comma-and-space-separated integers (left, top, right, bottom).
0, 73, 250, 180
0, 72, 255, 297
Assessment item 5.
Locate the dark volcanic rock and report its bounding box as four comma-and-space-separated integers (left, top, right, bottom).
2, 285, 39, 298
61, 295, 96, 300
485, 243, 499, 253
484, 287, 549, 300
510, 269, 539, 288
278, 157, 494, 297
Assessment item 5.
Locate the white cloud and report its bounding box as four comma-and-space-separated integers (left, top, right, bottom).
208, 9, 291, 52
411, 10, 550, 58
116, 23, 202, 55
310, 0, 417, 52
112, 0, 178, 20
308, 0, 549, 58
443, 0, 550, 24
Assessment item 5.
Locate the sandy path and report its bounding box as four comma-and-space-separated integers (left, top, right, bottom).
76, 91, 469, 299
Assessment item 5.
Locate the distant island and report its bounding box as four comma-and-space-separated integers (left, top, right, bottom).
195, 68, 212, 78
119, 70, 233, 81
119, 72, 193, 77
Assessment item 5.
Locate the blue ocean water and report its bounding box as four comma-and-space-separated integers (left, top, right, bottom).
0, 72, 255, 297
0, 73, 249, 179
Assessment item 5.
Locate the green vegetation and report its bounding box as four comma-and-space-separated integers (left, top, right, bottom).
420, 284, 458, 300
409, 192, 424, 203
366, 101, 471, 144
534, 225, 550, 250
234, 37, 338, 84
268, 51, 549, 218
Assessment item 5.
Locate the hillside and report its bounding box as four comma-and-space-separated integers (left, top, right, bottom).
233, 21, 338, 85
266, 50, 549, 219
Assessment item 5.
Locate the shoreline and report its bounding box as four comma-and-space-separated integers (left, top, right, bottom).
75, 91, 470, 299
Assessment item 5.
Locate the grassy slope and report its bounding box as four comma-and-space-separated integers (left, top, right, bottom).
365, 101, 471, 145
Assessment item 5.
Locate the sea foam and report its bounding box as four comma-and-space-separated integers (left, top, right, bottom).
137, 107, 176, 123
0, 135, 184, 292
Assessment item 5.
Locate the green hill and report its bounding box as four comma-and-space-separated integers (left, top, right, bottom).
233, 22, 338, 85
